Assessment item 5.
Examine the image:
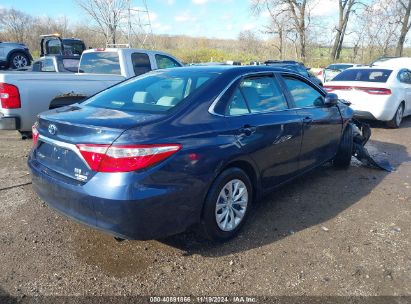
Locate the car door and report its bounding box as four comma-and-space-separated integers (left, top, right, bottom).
397, 69, 411, 116
222, 74, 303, 188
279, 73, 342, 171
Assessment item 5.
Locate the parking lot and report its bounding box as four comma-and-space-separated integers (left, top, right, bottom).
0, 119, 410, 299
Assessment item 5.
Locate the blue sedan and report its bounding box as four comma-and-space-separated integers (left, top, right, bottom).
28, 66, 354, 241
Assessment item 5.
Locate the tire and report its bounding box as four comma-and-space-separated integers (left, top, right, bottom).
9, 52, 30, 69
200, 167, 253, 242
333, 124, 353, 169
386, 103, 404, 129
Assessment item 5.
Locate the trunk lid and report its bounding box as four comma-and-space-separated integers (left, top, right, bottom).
33, 104, 165, 182
324, 81, 392, 105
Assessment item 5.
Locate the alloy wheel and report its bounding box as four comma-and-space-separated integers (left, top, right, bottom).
215, 179, 248, 232
13, 55, 28, 68
396, 105, 404, 127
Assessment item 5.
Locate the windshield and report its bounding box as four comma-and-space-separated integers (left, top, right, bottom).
332, 69, 392, 83
79, 52, 120, 74
84, 70, 219, 113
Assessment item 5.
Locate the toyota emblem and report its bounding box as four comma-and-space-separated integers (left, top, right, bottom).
48, 124, 57, 135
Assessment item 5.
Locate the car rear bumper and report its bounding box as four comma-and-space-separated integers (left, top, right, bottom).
28, 156, 200, 240
0, 115, 20, 130
353, 111, 377, 120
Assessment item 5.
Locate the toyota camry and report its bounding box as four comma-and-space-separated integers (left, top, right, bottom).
28, 66, 354, 241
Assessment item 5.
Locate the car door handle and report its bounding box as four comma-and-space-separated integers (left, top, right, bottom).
239, 125, 256, 136
303, 117, 313, 124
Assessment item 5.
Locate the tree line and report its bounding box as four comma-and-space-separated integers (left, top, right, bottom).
0, 0, 411, 67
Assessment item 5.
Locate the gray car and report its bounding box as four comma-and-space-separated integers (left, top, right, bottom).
0, 42, 33, 69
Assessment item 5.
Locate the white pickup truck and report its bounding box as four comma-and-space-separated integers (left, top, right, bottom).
0, 48, 182, 135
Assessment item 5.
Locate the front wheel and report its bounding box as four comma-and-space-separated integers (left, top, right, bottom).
333, 124, 353, 169
386, 103, 404, 129
9, 52, 30, 69
200, 168, 252, 242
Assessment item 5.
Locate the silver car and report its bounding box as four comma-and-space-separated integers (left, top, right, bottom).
0, 42, 33, 69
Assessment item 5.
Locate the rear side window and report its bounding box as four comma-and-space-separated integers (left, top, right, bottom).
62, 59, 80, 72
132, 52, 151, 76
79, 52, 120, 74
155, 54, 181, 69
241, 77, 288, 113
398, 70, 411, 84
41, 58, 55, 72
333, 69, 392, 83
228, 88, 249, 115
226, 76, 288, 115
283, 76, 324, 108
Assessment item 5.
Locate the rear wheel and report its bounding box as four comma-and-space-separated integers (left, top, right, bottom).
9, 52, 30, 69
387, 103, 404, 129
333, 124, 353, 169
200, 168, 252, 242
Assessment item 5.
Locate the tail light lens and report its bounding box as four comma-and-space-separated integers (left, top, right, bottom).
356, 87, 392, 95
324, 85, 351, 92
32, 124, 39, 146
77, 144, 182, 172
324, 85, 391, 95
318, 70, 323, 76
0, 83, 21, 109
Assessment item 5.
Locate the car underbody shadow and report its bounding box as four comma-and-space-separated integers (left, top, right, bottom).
159, 138, 410, 257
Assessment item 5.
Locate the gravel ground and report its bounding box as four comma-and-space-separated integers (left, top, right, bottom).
0, 119, 410, 302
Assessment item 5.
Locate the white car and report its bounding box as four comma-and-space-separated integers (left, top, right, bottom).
372, 57, 411, 69
324, 66, 411, 128
317, 63, 363, 83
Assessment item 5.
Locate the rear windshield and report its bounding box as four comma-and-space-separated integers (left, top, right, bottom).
79, 52, 120, 74
84, 70, 219, 113
332, 69, 392, 83
326, 64, 353, 70
62, 59, 80, 72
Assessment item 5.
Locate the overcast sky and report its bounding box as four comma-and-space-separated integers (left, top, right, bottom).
0, 0, 340, 40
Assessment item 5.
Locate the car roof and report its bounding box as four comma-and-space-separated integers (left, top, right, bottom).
156, 65, 302, 77
372, 57, 411, 69
344, 66, 396, 71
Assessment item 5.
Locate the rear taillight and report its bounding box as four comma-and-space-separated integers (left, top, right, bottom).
0, 83, 21, 109
323, 85, 391, 95
356, 87, 392, 95
318, 70, 323, 76
77, 144, 182, 172
324, 85, 351, 92
32, 124, 39, 146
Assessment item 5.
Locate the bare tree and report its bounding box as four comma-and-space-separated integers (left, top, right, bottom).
396, 0, 411, 56
330, 0, 361, 61
0, 8, 33, 43
252, 0, 312, 61
238, 30, 262, 56
261, 3, 293, 60
75, 0, 129, 44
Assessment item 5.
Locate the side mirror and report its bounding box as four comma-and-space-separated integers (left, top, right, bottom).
324, 93, 338, 106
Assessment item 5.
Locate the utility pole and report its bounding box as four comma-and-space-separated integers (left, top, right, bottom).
125, 0, 155, 48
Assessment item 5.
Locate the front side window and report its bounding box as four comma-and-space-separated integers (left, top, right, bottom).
132, 53, 151, 76
84, 70, 218, 113
283, 76, 324, 108
240, 77, 288, 113
155, 54, 181, 69
79, 52, 120, 74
